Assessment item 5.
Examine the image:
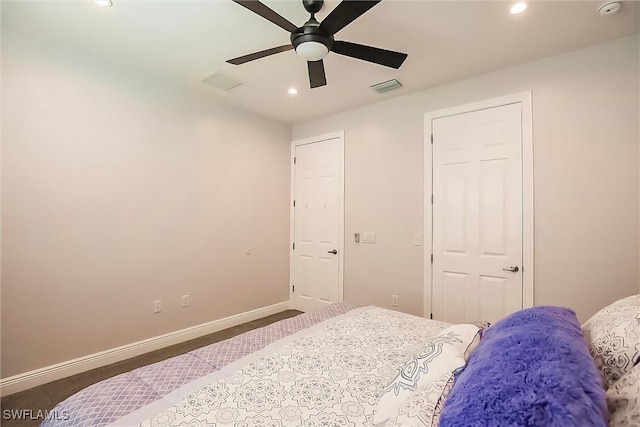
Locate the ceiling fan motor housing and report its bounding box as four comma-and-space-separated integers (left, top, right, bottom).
291, 18, 334, 55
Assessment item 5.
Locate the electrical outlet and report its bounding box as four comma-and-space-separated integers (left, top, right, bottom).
182, 294, 190, 308
153, 300, 162, 313
392, 295, 399, 307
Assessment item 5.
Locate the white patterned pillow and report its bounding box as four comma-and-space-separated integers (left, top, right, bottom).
582, 294, 640, 389
373, 323, 483, 426
606, 362, 640, 426
383, 370, 456, 427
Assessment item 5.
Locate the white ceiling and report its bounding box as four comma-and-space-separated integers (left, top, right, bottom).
3, 0, 638, 124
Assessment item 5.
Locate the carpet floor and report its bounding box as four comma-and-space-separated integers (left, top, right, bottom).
1, 309, 302, 427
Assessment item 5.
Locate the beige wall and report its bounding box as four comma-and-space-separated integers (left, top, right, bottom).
2, 28, 638, 379
1, 33, 291, 377
292, 35, 640, 323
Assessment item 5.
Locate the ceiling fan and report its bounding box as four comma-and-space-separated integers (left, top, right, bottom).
227, 0, 408, 89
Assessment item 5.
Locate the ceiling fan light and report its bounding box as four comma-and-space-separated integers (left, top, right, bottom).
94, 0, 113, 7
295, 41, 329, 62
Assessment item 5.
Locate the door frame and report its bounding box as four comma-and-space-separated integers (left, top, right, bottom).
423, 92, 534, 318
289, 131, 345, 310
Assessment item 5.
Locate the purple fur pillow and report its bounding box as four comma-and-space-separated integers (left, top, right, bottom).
439, 306, 608, 427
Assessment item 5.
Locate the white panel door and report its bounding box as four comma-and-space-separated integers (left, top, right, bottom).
291, 135, 343, 312
432, 103, 523, 324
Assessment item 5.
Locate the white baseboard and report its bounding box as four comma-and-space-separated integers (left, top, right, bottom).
0, 301, 291, 397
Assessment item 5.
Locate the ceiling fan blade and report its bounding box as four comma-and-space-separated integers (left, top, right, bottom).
308, 60, 327, 88
332, 40, 407, 69
233, 0, 298, 33
319, 0, 380, 36
227, 44, 293, 65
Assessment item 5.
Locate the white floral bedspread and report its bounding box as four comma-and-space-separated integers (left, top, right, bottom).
129, 307, 449, 427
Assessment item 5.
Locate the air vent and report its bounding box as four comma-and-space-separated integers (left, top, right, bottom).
201, 71, 244, 91
371, 79, 403, 94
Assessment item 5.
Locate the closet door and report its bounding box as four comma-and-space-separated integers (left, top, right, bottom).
432, 103, 523, 324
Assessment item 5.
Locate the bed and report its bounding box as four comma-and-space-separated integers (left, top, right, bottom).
43, 296, 639, 427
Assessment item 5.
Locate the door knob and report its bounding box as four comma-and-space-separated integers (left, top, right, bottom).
502, 266, 519, 272
327, 249, 338, 254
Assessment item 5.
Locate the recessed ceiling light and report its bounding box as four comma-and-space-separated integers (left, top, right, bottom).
288, 88, 298, 95
95, 0, 113, 7
510, 2, 528, 14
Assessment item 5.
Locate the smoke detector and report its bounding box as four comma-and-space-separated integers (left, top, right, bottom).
599, 1, 622, 15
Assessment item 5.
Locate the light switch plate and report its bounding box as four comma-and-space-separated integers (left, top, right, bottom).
413, 233, 423, 246
362, 232, 376, 243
